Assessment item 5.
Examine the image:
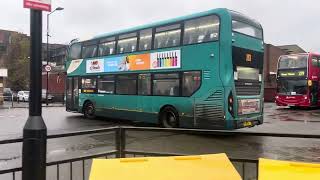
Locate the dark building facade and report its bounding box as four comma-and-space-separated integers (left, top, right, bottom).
0, 30, 25, 104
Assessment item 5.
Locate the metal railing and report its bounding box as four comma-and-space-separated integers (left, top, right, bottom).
0, 93, 65, 108
0, 126, 319, 180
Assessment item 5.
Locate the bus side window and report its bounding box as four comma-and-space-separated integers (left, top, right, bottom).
81, 77, 97, 93
138, 74, 151, 95
116, 74, 137, 95
98, 75, 115, 94
139, 29, 152, 51
312, 56, 318, 67
153, 73, 180, 96
82, 41, 98, 59
182, 71, 201, 96
98, 37, 116, 56
183, 15, 220, 45
69, 43, 82, 60
154, 24, 181, 49
117, 32, 138, 54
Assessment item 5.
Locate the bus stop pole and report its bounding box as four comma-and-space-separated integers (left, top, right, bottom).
22, 9, 47, 180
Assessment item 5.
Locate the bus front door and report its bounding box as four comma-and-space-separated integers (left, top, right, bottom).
73, 77, 79, 110
66, 77, 79, 111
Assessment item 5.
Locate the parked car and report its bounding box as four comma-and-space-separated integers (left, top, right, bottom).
3, 88, 13, 101
17, 91, 30, 102
42, 89, 54, 102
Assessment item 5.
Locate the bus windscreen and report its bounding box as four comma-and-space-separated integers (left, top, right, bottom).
277, 79, 307, 95
237, 66, 259, 81
278, 55, 308, 69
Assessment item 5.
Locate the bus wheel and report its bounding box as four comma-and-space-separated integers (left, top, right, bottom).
83, 102, 96, 119
160, 107, 179, 128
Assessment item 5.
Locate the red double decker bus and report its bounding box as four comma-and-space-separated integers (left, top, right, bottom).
275, 53, 320, 107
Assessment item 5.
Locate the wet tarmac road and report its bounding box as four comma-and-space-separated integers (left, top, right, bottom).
0, 103, 319, 179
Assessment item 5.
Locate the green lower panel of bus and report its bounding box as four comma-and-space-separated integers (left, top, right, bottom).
89, 106, 263, 130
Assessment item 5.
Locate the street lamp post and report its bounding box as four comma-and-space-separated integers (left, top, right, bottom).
46, 7, 64, 105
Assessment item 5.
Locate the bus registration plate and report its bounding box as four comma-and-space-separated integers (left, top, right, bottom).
238, 99, 260, 115
243, 121, 253, 127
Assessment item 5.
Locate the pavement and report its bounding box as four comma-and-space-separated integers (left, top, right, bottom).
0, 103, 319, 180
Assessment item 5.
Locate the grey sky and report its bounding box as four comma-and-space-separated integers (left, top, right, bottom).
1, 0, 319, 52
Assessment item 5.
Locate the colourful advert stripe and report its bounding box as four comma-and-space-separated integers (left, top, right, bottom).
151, 50, 181, 69
85, 50, 181, 74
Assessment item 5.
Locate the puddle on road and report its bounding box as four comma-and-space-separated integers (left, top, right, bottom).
47, 149, 66, 156
280, 118, 320, 123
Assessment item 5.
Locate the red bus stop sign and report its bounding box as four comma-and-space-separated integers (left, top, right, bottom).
24, 0, 52, 12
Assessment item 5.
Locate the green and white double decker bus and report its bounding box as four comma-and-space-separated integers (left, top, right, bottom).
66, 8, 264, 129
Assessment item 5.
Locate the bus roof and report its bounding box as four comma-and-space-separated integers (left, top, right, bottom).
280, 52, 320, 57
89, 8, 261, 41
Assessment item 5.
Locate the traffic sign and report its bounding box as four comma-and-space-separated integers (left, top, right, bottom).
24, 0, 52, 12
44, 65, 52, 72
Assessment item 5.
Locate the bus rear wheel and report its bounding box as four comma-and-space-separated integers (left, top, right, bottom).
83, 102, 96, 119
159, 107, 179, 128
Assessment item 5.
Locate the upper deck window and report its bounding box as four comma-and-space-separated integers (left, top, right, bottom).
278, 55, 308, 69
311, 55, 320, 67
98, 37, 116, 56
231, 11, 263, 39
183, 15, 219, 45
139, 29, 152, 51
154, 24, 181, 49
232, 21, 262, 39
117, 32, 137, 54
69, 43, 82, 60
82, 41, 98, 59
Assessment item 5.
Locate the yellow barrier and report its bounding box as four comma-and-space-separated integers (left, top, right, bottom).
89, 153, 241, 180
259, 158, 320, 180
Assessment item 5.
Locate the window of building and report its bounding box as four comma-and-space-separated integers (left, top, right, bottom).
183, 15, 220, 45
82, 41, 98, 58
117, 32, 137, 54
69, 43, 82, 60
154, 24, 181, 49
182, 71, 201, 96
116, 74, 137, 95
138, 74, 151, 95
139, 29, 152, 51
98, 75, 115, 94
153, 73, 180, 96
98, 37, 116, 56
